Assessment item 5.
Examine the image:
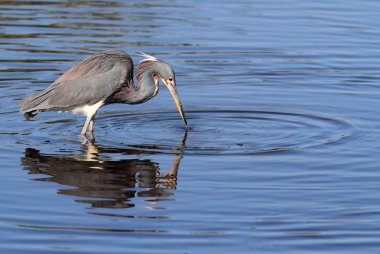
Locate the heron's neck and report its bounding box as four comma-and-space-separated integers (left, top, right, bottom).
107, 61, 159, 104
125, 73, 158, 104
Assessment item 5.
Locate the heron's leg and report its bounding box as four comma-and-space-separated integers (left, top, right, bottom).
89, 115, 95, 133
88, 115, 96, 142
81, 113, 93, 136
80, 101, 103, 141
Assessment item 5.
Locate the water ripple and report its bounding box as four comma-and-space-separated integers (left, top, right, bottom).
93, 108, 355, 156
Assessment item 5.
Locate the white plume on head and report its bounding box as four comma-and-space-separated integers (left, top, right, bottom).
137, 52, 158, 63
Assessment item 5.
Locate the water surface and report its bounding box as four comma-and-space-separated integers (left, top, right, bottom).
1, 0, 380, 253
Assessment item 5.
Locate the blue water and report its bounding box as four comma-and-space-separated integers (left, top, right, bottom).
1, 0, 380, 253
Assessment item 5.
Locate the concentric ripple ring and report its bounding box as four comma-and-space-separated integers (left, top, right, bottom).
94, 108, 355, 156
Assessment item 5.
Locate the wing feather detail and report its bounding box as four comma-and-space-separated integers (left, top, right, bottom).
20, 51, 133, 113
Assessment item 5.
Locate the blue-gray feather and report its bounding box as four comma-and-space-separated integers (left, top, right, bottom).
20, 51, 134, 116
19, 50, 175, 121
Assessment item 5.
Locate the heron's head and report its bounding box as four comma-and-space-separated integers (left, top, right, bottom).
136, 52, 187, 127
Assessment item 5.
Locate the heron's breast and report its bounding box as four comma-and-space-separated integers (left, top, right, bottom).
71, 100, 104, 116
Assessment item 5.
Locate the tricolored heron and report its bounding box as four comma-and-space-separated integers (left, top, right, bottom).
19, 51, 187, 140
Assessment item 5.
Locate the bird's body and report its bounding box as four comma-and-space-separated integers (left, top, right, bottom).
20, 50, 187, 140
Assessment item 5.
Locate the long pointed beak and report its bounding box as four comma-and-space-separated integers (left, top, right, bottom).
164, 80, 188, 127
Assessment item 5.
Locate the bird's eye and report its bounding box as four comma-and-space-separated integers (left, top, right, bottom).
168, 77, 173, 82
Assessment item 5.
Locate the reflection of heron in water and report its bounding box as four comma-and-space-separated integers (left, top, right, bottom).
21, 132, 187, 209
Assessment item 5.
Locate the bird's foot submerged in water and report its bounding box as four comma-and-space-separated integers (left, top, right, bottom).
80, 131, 95, 144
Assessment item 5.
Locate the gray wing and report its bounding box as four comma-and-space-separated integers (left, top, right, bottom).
20, 51, 133, 113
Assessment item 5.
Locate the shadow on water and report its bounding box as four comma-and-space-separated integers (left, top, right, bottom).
20, 131, 187, 209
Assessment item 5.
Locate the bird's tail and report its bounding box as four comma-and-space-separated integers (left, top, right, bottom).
23, 110, 40, 120
19, 90, 50, 120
